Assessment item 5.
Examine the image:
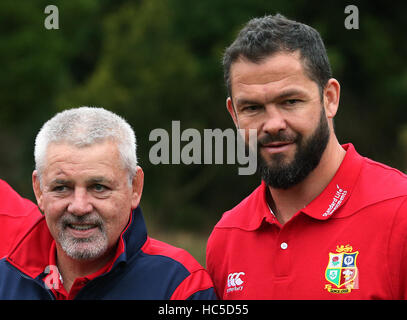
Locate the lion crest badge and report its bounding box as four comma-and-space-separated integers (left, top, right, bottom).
324, 244, 359, 294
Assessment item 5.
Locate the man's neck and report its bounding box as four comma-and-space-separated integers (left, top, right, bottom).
267, 139, 346, 225
56, 245, 115, 293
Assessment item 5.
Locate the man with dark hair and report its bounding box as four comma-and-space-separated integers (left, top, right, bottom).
206, 14, 407, 299
223, 14, 332, 99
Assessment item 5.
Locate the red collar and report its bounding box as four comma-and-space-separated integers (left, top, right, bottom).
217, 143, 363, 230
300, 143, 362, 220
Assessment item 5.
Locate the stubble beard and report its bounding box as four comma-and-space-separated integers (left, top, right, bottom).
57, 212, 109, 260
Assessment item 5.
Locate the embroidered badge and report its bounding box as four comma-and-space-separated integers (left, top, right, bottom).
324, 244, 359, 294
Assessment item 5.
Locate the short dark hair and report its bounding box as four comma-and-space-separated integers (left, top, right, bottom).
223, 14, 332, 99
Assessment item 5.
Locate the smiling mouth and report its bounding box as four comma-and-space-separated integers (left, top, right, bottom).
67, 224, 98, 231
261, 141, 295, 150
260, 141, 295, 156
65, 223, 101, 239
263, 141, 293, 147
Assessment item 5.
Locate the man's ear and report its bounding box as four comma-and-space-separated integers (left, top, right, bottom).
323, 78, 341, 119
226, 97, 239, 128
32, 170, 44, 211
130, 166, 144, 209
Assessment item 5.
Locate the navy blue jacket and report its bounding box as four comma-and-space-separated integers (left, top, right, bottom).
0, 207, 217, 299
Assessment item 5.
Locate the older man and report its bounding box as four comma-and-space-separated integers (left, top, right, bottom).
206, 14, 407, 299
0, 107, 216, 300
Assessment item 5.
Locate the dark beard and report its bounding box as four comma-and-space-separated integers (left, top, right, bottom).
257, 107, 330, 189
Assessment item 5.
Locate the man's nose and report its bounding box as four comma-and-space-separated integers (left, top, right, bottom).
67, 188, 93, 216
262, 105, 287, 136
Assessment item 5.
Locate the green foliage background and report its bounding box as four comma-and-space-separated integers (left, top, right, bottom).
1, 0, 406, 262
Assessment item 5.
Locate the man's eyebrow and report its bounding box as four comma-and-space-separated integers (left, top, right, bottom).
273, 89, 307, 100
235, 98, 261, 107
50, 178, 71, 185
87, 177, 113, 184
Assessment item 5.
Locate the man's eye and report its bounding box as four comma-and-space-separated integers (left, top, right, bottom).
284, 99, 301, 105
242, 105, 261, 112
92, 184, 108, 192
52, 186, 68, 193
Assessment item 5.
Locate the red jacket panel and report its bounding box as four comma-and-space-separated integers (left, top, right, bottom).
0, 179, 42, 257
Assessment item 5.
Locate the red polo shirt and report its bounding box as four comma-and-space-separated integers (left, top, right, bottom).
0, 179, 42, 258
206, 144, 407, 299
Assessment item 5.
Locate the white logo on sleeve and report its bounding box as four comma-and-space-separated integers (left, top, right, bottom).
226, 272, 245, 293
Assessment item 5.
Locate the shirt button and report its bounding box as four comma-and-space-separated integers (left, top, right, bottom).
280, 242, 288, 250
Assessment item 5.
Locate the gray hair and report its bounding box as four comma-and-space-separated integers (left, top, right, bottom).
34, 106, 137, 183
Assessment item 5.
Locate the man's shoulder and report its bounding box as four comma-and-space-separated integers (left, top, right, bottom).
140, 236, 205, 274
212, 183, 266, 231
0, 180, 43, 258
119, 207, 216, 299
341, 155, 407, 219
358, 156, 407, 196
0, 179, 41, 217
363, 156, 407, 178
0, 179, 42, 239
138, 236, 216, 299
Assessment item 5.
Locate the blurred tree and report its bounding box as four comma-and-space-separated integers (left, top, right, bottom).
56, 0, 260, 230
0, 0, 109, 196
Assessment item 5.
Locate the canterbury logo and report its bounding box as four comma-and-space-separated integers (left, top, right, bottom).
227, 272, 245, 287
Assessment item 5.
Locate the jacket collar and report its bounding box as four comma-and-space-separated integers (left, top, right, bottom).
6, 206, 148, 280
216, 143, 363, 231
